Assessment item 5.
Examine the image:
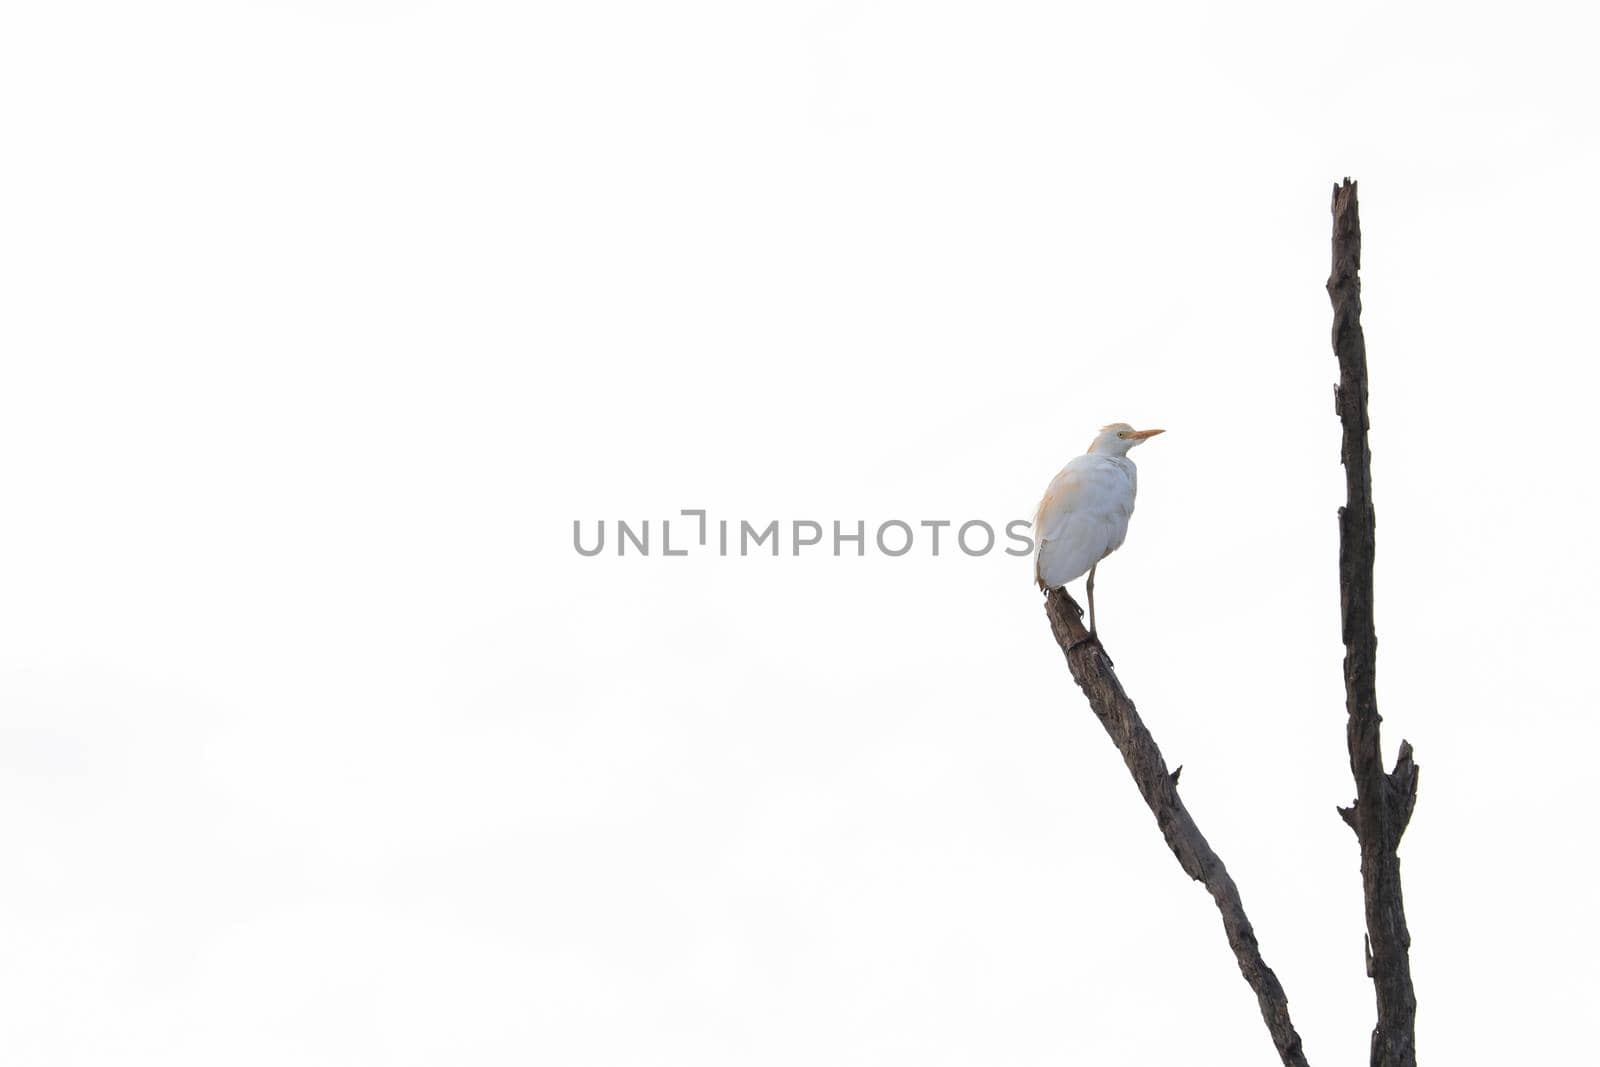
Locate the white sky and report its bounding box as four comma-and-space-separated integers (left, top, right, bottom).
3, 2, 1597, 1064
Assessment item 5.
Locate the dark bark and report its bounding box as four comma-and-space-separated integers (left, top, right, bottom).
1043, 591, 1310, 1067
1326, 178, 1419, 1067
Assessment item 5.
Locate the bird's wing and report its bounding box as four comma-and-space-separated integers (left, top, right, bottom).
1033, 457, 1135, 589
1032, 463, 1084, 545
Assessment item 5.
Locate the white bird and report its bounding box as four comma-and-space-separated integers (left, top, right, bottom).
1034, 423, 1165, 635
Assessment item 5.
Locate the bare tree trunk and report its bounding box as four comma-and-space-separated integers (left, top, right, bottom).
1326, 178, 1419, 1067
1042, 592, 1310, 1067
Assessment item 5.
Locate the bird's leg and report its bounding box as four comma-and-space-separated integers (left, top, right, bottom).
1081, 565, 1113, 665
1086, 564, 1098, 637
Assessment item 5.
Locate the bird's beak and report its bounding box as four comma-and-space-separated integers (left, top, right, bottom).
1127, 428, 1165, 440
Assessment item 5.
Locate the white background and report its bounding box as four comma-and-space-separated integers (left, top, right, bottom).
3, 2, 1597, 1064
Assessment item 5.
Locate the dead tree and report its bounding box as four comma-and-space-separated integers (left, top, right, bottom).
1327, 177, 1419, 1067
1043, 593, 1310, 1066
1039, 180, 1418, 1065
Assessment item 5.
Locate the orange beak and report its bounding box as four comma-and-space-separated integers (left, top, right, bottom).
1125, 428, 1165, 440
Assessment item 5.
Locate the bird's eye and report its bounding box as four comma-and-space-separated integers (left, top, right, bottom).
1116, 431, 1130, 439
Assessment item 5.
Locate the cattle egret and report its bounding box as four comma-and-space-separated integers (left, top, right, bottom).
1034, 423, 1164, 635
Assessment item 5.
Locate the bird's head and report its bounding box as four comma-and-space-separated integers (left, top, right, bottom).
1089, 422, 1165, 456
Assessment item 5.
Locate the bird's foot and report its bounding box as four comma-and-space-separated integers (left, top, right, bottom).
1050, 588, 1083, 617
1068, 631, 1113, 667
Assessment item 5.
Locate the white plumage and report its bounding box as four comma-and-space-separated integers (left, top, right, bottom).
1034, 422, 1163, 633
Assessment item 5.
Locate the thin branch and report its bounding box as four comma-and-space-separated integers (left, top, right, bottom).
1326, 177, 1419, 1067
1043, 590, 1310, 1067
